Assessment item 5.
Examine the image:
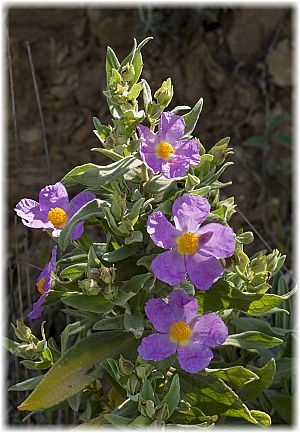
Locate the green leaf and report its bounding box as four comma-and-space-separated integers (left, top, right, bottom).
249, 410, 271, 426
180, 371, 268, 425
141, 79, 152, 111
61, 156, 141, 189
196, 279, 297, 316
102, 244, 140, 262
238, 359, 276, 401
60, 321, 86, 354
267, 394, 292, 424
124, 307, 144, 338
93, 315, 124, 331
161, 374, 180, 416
206, 366, 259, 388
9, 376, 44, 391
231, 317, 286, 338
93, 117, 110, 139
106, 46, 120, 85
62, 294, 113, 314
183, 97, 203, 137
59, 199, 106, 251
224, 331, 282, 350
60, 263, 86, 280
18, 331, 134, 411
91, 148, 123, 161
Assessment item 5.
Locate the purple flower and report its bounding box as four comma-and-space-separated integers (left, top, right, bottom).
137, 112, 201, 179
28, 246, 57, 320
138, 290, 228, 373
147, 194, 236, 290
14, 182, 96, 240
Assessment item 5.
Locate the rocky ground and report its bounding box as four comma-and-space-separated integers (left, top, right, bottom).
6, 7, 293, 424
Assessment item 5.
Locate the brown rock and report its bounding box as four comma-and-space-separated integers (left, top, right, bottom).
227, 9, 287, 61
267, 39, 292, 87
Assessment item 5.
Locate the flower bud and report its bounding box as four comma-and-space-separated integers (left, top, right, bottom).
154, 78, 173, 107
119, 355, 134, 375
136, 364, 154, 379
154, 403, 169, 421
14, 321, 32, 342
138, 397, 155, 418
126, 375, 140, 395
19, 342, 37, 358
121, 64, 135, 82
78, 278, 101, 296
100, 265, 116, 284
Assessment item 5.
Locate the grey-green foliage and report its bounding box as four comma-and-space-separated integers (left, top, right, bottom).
4, 38, 296, 428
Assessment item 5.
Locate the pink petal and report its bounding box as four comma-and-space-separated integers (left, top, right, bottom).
186, 252, 224, 291
172, 194, 211, 232
177, 343, 213, 373
138, 333, 177, 361
198, 223, 236, 259
151, 250, 186, 286
147, 211, 180, 249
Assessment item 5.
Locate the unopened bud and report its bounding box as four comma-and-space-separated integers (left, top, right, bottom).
14, 321, 32, 342
78, 278, 101, 296
119, 355, 134, 375
126, 375, 140, 395
154, 403, 169, 421
100, 265, 116, 284
139, 397, 155, 418
154, 78, 173, 107
121, 64, 135, 82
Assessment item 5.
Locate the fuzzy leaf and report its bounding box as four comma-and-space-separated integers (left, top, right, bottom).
18, 331, 134, 411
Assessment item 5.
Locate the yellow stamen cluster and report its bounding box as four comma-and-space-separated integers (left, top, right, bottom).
170, 321, 191, 343
156, 141, 175, 159
177, 232, 199, 254
37, 277, 46, 294
47, 207, 68, 228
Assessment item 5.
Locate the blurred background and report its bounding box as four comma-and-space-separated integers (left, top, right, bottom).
6, 6, 293, 425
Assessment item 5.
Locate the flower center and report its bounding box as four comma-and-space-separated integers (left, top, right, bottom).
47, 207, 68, 228
170, 321, 191, 343
156, 141, 175, 159
37, 277, 46, 294
177, 232, 199, 254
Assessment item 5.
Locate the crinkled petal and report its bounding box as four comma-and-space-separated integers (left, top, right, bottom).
151, 250, 186, 286
172, 194, 211, 232
138, 333, 177, 361
39, 183, 69, 212
173, 139, 201, 165
168, 290, 198, 324
14, 199, 50, 229
137, 125, 158, 153
177, 343, 213, 373
145, 298, 175, 332
67, 191, 96, 218
70, 222, 85, 241
139, 151, 162, 174
158, 112, 185, 142
161, 156, 190, 179
147, 211, 180, 249
190, 314, 228, 347
27, 294, 47, 320
198, 223, 236, 259
186, 252, 224, 291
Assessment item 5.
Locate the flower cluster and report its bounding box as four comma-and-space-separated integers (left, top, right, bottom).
14, 109, 233, 374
